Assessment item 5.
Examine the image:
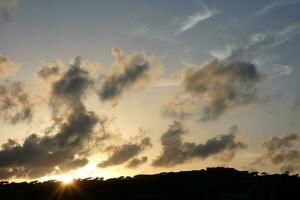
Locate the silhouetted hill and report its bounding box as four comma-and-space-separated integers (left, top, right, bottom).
0, 167, 299, 200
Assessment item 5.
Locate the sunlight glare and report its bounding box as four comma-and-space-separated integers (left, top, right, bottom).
59, 175, 74, 184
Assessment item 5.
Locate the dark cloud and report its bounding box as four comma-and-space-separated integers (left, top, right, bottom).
262, 133, 298, 154
152, 122, 246, 167
98, 137, 152, 168
0, 81, 34, 124
0, 54, 19, 78
127, 156, 148, 168
178, 59, 262, 121
98, 48, 160, 102
252, 133, 300, 172
0, 105, 98, 179
0, 0, 17, 22
50, 56, 93, 116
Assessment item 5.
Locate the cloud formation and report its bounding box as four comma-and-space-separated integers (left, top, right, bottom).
152, 122, 246, 167
98, 49, 161, 102
175, 59, 262, 121
0, 54, 19, 79
98, 137, 152, 168
0, 81, 34, 124
0, 56, 102, 179
252, 133, 300, 172
176, 2, 219, 35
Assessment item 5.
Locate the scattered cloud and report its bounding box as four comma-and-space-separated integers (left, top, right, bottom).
169, 59, 262, 121
252, 133, 300, 172
98, 49, 161, 102
185, 60, 261, 121
98, 137, 152, 168
152, 122, 246, 167
0, 56, 105, 179
162, 23, 300, 122
176, 2, 219, 35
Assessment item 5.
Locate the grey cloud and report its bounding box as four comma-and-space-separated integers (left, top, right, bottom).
179, 59, 262, 121
98, 137, 152, 168
253, 133, 300, 172
262, 133, 298, 154
0, 81, 34, 124
0, 104, 98, 179
127, 156, 148, 168
50, 56, 93, 116
162, 31, 266, 121
98, 48, 160, 102
152, 122, 246, 167
0, 54, 19, 78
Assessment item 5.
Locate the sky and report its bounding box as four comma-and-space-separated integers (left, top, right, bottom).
0, 0, 300, 182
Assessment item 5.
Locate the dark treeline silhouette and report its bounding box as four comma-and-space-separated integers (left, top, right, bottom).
0, 167, 299, 200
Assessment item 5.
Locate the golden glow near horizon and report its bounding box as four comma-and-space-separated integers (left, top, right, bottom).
40, 163, 98, 183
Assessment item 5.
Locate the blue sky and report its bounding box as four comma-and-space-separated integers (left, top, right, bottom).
0, 0, 300, 181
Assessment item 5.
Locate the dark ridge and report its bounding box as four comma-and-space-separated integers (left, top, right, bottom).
0, 167, 299, 200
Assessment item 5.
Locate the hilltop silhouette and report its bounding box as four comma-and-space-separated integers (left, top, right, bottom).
0, 167, 299, 200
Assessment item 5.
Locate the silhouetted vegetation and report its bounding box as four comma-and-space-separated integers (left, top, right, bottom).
0, 167, 299, 199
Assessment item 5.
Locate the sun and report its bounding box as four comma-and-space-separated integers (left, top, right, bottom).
59, 174, 74, 185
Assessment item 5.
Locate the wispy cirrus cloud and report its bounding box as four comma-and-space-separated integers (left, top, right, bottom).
210, 23, 300, 80
175, 2, 219, 35
256, 0, 300, 16
210, 22, 300, 61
